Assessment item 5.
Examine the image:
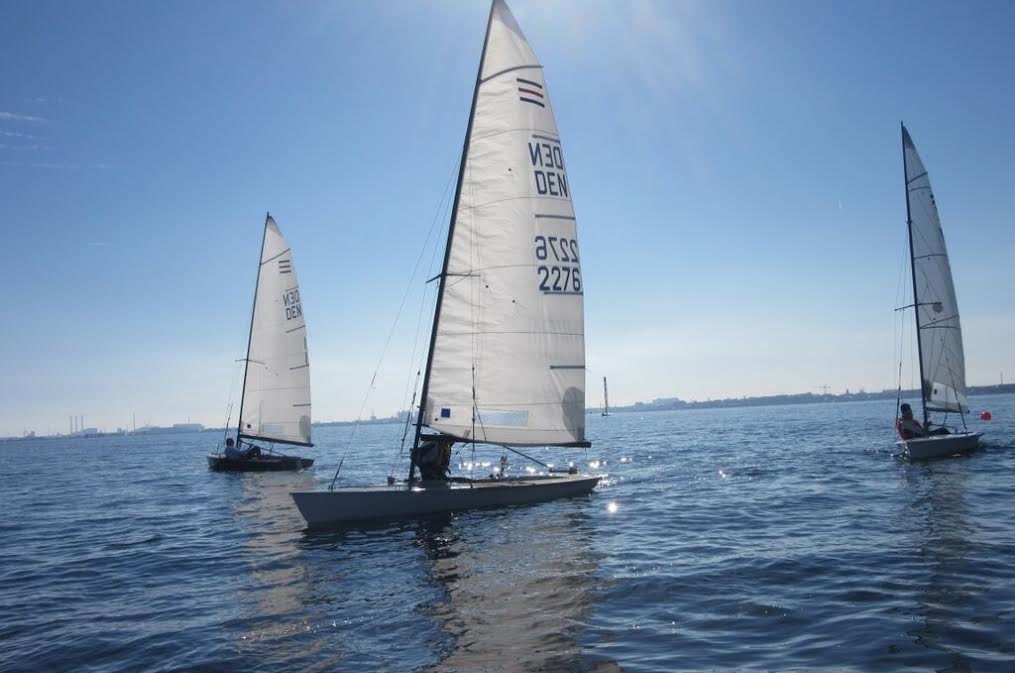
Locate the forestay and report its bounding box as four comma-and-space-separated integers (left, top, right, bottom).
238, 216, 312, 445
903, 127, 968, 414
424, 0, 585, 446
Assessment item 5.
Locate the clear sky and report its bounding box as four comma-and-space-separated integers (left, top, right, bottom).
2, 0, 1013, 436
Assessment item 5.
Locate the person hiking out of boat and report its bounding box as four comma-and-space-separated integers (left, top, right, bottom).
896, 403, 950, 439
412, 437, 453, 480
225, 437, 261, 459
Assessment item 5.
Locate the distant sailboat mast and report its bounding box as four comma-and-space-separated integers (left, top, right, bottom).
901, 124, 930, 430
602, 377, 609, 416
901, 122, 969, 431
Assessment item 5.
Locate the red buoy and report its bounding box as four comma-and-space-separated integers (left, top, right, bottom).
980, 411, 992, 421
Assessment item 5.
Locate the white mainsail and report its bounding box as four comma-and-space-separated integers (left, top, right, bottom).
238, 215, 312, 446
423, 0, 586, 446
903, 126, 968, 414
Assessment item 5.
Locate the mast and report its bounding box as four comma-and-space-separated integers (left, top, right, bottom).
409, 1, 498, 480
603, 377, 609, 415
902, 123, 929, 428
236, 212, 271, 442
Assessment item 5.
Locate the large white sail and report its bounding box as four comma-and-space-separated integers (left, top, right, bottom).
903, 126, 968, 414
424, 0, 586, 446
238, 215, 312, 445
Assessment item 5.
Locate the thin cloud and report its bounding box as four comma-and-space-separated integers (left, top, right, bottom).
0, 111, 48, 124
1, 130, 36, 139
0, 160, 106, 169
4, 144, 51, 151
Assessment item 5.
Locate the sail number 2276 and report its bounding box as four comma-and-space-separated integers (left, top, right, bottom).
534, 235, 581, 294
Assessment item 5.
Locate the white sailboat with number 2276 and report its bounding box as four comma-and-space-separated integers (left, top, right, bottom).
291, 0, 600, 526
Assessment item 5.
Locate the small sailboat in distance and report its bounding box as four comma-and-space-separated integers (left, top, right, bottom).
291, 0, 599, 526
895, 124, 982, 459
602, 377, 610, 416
208, 213, 314, 471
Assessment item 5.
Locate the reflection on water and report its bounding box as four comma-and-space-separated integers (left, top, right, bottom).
413, 506, 623, 673
226, 470, 339, 667
902, 457, 980, 670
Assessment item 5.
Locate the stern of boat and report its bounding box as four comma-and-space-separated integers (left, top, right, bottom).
899, 432, 983, 459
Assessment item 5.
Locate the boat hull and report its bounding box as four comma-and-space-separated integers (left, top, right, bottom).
897, 432, 983, 459
207, 454, 314, 472
291, 474, 600, 527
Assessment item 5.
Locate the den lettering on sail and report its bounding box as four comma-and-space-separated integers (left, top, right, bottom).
529, 138, 569, 198
282, 288, 302, 320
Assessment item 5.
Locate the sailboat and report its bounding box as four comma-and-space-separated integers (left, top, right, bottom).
601, 377, 610, 416
208, 214, 314, 471
896, 124, 982, 459
291, 0, 599, 526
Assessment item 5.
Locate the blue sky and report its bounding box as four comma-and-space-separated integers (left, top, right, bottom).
2, 0, 1013, 436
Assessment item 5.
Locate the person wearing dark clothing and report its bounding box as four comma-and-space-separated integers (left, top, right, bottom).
225, 437, 261, 459
412, 437, 453, 480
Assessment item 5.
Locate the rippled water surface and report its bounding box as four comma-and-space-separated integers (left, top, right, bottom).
2, 396, 1014, 672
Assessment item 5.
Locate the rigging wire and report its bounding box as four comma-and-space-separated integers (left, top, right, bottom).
328, 160, 460, 490
893, 222, 918, 443
389, 162, 459, 478
219, 359, 245, 449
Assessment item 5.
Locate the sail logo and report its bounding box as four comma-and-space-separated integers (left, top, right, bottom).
517, 77, 545, 108
529, 135, 569, 199
278, 259, 292, 274
282, 288, 302, 321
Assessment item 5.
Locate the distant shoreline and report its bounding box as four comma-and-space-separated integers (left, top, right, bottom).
6, 384, 1012, 442
598, 383, 1015, 415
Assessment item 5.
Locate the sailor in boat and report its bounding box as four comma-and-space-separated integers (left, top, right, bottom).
411, 436, 453, 481
896, 403, 950, 440
224, 437, 261, 460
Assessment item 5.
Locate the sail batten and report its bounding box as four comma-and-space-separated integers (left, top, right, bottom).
422, 0, 586, 447
903, 125, 969, 416
237, 215, 313, 446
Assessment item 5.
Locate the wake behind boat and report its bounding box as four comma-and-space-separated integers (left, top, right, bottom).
292, 0, 599, 526
894, 125, 982, 459
208, 213, 314, 472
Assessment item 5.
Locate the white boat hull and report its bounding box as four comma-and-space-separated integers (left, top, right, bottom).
897, 432, 983, 459
291, 474, 600, 528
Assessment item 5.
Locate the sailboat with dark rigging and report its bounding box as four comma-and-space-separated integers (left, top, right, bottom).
895, 124, 982, 459
208, 214, 314, 471
291, 0, 599, 526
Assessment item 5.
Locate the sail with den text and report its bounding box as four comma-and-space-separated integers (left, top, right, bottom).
283, 288, 302, 321
529, 138, 569, 199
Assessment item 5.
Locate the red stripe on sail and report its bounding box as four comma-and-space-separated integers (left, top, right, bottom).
518, 88, 544, 98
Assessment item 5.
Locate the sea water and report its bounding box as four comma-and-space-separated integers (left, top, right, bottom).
2, 395, 1013, 672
